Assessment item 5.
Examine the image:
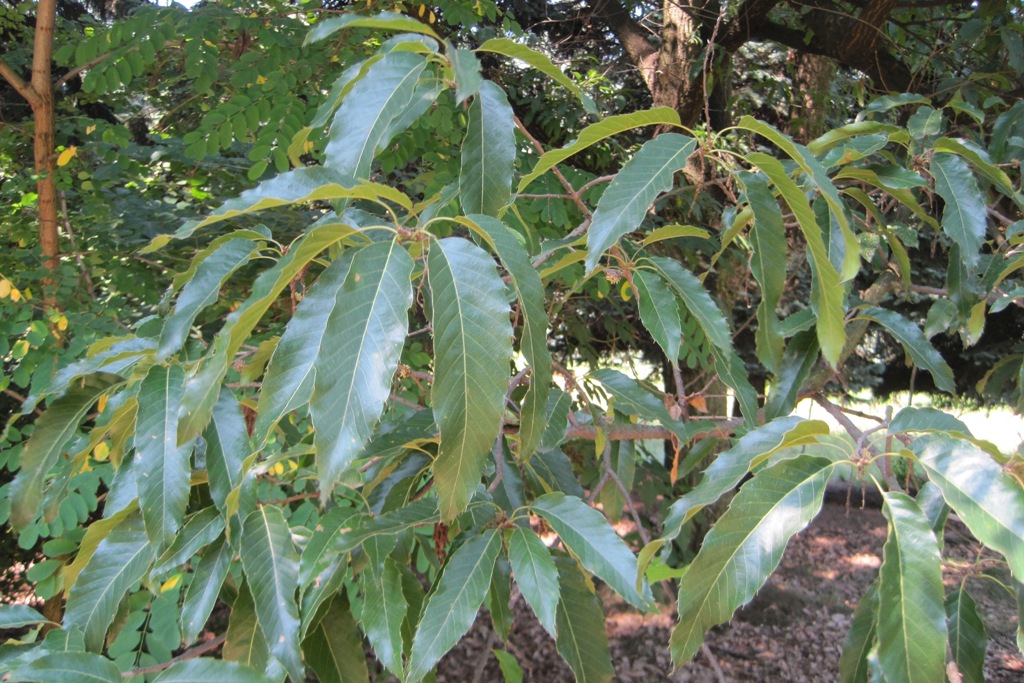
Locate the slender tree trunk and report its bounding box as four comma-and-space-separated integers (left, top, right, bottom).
0, 0, 60, 292
790, 51, 835, 143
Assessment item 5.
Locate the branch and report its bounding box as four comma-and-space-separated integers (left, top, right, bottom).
53, 49, 121, 91
121, 634, 225, 677
0, 58, 42, 108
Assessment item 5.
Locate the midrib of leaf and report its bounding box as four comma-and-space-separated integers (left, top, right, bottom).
600, 147, 687, 231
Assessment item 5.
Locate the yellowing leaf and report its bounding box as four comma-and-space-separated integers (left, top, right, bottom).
303, 140, 314, 153
11, 287, 23, 302
93, 442, 110, 461
97, 395, 108, 414
57, 315, 68, 331
620, 280, 633, 300
12, 339, 29, 359
160, 574, 182, 592
0, 279, 11, 297
86, 125, 96, 134
256, 75, 267, 84
57, 146, 78, 167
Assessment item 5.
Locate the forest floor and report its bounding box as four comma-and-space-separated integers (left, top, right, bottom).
438, 501, 1024, 682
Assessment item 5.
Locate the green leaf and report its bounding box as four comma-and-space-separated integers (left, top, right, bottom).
302, 592, 370, 683
737, 171, 786, 373
428, 237, 513, 520
931, 152, 987, 269
670, 456, 833, 665
764, 330, 819, 420
337, 498, 440, 553
360, 557, 407, 677
136, 364, 193, 551
589, 368, 684, 441
253, 253, 354, 446
239, 507, 303, 683
659, 417, 829, 542
305, 11, 441, 44
0, 604, 53, 629
406, 530, 502, 682
460, 81, 515, 216
28, 337, 154, 413
889, 408, 969, 437
492, 649, 523, 683
839, 583, 878, 683
946, 588, 987, 683
175, 171, 408, 239
857, 307, 955, 393
449, 47, 482, 103
158, 239, 259, 360
180, 538, 232, 645
634, 269, 682, 361
585, 134, 697, 273
460, 215, 552, 460
63, 512, 153, 652
311, 240, 414, 502
178, 223, 363, 443
747, 152, 845, 365
911, 434, 1024, 579
7, 652, 121, 683
508, 526, 560, 638
643, 257, 760, 422
517, 108, 679, 192
737, 117, 858, 280
1016, 580, 1024, 655
488, 557, 513, 641
299, 506, 358, 588
152, 659, 271, 683
203, 390, 252, 518
152, 506, 224, 578
876, 493, 947, 683
476, 38, 596, 115
10, 378, 111, 530
223, 583, 270, 674
325, 51, 430, 180
531, 492, 650, 610
640, 224, 710, 245
553, 557, 614, 683
934, 137, 1019, 200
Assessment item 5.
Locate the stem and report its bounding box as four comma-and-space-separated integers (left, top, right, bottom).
121, 635, 226, 677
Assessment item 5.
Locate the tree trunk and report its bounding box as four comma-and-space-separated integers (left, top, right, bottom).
0, 0, 60, 293
790, 51, 835, 143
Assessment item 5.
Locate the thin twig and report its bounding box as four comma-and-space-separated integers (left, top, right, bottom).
701, 643, 729, 683
59, 192, 97, 299
122, 634, 225, 677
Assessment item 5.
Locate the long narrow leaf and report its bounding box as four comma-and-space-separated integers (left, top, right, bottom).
302, 592, 370, 683
946, 587, 987, 683
460, 82, 515, 216
325, 51, 430, 180
931, 152, 987, 269
460, 215, 552, 460
311, 240, 413, 502
477, 38, 595, 115
858, 307, 955, 393
747, 152, 846, 365
554, 556, 614, 683
10, 379, 111, 529
531, 492, 651, 610
585, 134, 696, 273
360, 557, 407, 677
839, 583, 878, 683
136, 364, 193, 551
7, 652, 121, 683
253, 252, 355, 446
876, 493, 947, 683
519, 108, 682, 193
428, 237, 513, 520
509, 527, 560, 638
180, 538, 232, 645
239, 507, 303, 683
63, 512, 153, 652
912, 434, 1024, 579
406, 530, 501, 682
670, 456, 833, 665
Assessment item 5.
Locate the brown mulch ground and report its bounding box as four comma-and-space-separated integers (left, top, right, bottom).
438, 502, 1024, 682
